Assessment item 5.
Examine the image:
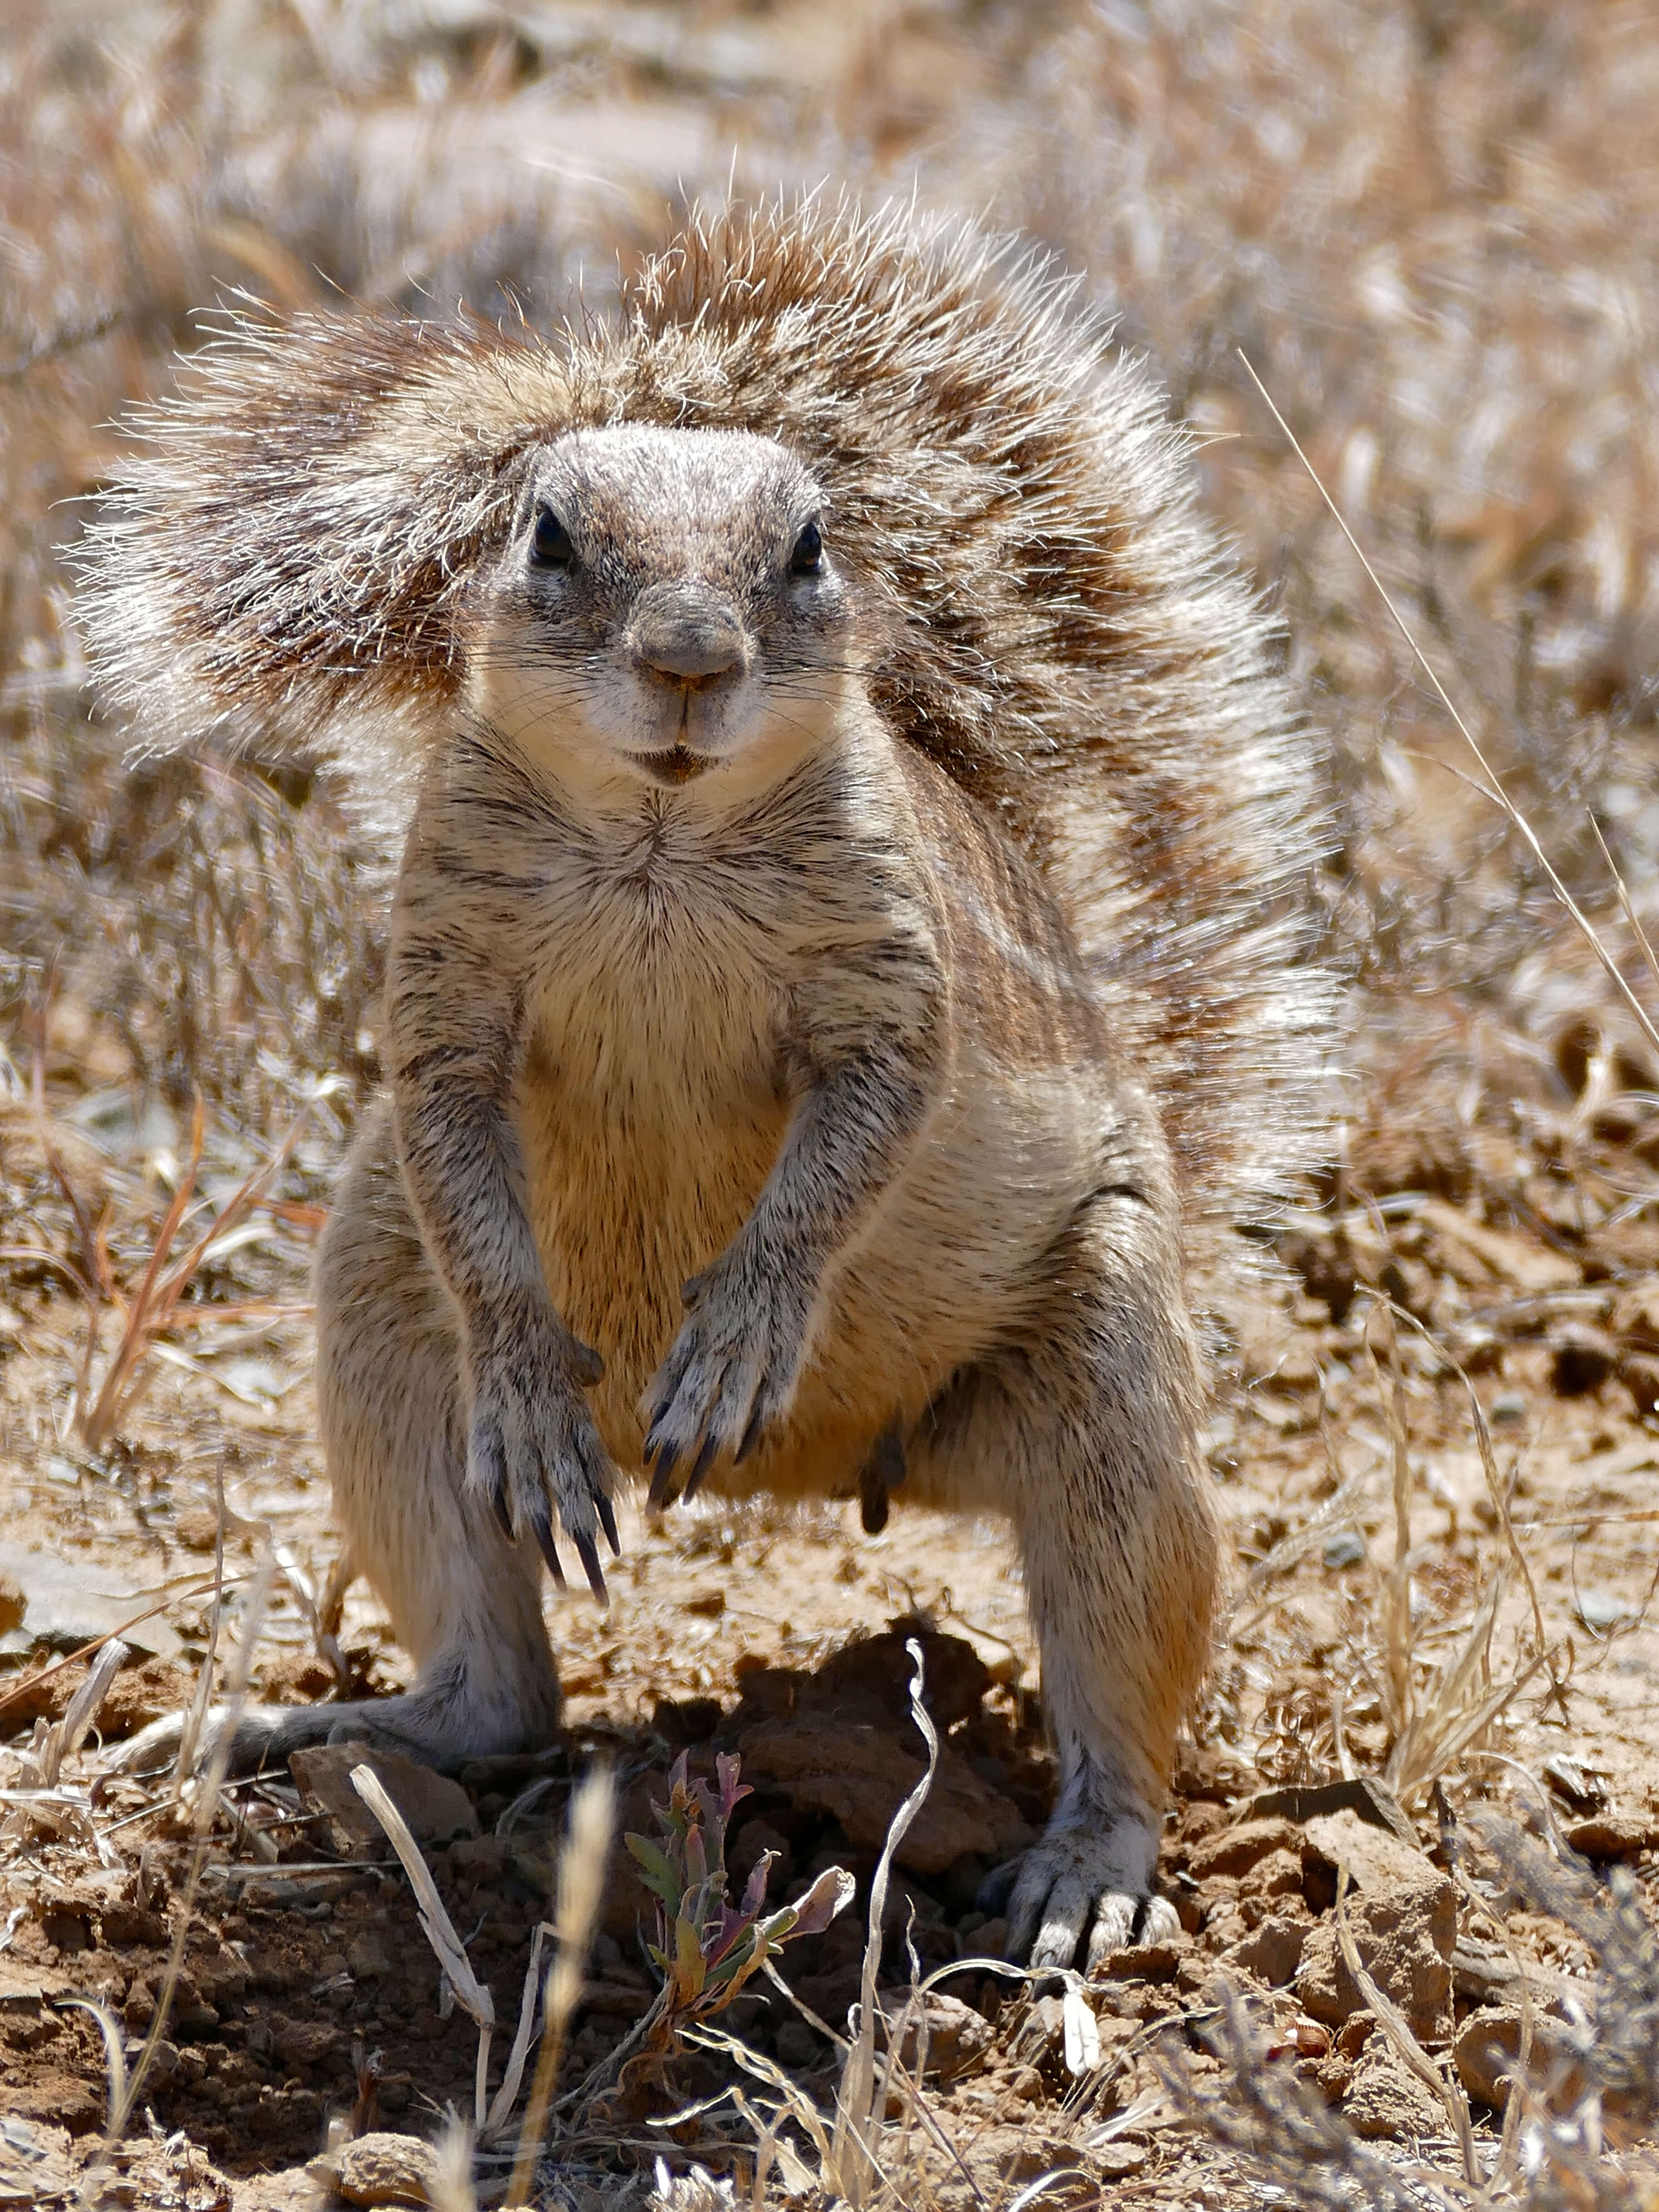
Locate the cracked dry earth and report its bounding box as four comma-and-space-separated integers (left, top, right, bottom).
3, 1112, 1659, 2203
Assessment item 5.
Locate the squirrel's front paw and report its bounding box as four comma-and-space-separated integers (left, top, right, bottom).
641, 1253, 809, 1507
468, 1317, 620, 1600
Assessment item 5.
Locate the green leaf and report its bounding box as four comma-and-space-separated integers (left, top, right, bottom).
624, 1832, 683, 1912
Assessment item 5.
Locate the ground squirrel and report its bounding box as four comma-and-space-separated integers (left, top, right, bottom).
81, 197, 1335, 1969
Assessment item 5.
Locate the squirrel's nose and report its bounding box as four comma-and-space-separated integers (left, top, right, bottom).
627, 582, 748, 684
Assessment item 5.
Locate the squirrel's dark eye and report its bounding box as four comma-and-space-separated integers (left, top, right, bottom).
530, 506, 573, 568
789, 520, 823, 576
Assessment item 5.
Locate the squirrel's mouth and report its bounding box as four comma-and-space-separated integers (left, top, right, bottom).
632, 744, 714, 787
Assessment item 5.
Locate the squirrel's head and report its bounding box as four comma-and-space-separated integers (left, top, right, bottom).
469, 423, 860, 803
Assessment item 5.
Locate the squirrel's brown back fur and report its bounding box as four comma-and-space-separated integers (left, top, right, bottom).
80, 193, 1334, 1284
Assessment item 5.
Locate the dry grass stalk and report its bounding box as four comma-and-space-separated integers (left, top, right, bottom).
75, 1094, 315, 1453
1364, 1297, 1418, 1750
431, 2116, 481, 2212
506, 1761, 617, 2205
484, 1921, 548, 2145
350, 1763, 498, 2130
825, 1635, 940, 2208
35, 1634, 127, 1787
1238, 349, 1659, 1066
1381, 1297, 1557, 1686
80, 1550, 275, 2201
1384, 1570, 1545, 1803
58, 1997, 128, 2133
171, 1473, 231, 1799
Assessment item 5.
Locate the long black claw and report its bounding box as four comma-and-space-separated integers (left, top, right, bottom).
573, 1531, 608, 1604
596, 1489, 622, 1557
492, 1487, 516, 1543
528, 1509, 567, 1590
646, 1446, 674, 1511
682, 1430, 722, 1502
735, 1402, 766, 1464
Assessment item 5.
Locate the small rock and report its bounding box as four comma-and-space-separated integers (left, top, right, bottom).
1093, 2142, 1149, 2179
1565, 1811, 1652, 1860
276, 2018, 341, 2068
1188, 1816, 1301, 1881
820, 1624, 995, 1729
99, 1900, 169, 1947
347, 1932, 393, 1978
968, 1916, 1007, 1959
1322, 1531, 1367, 1570
1299, 1808, 1438, 1893
1249, 1777, 1418, 1847
1488, 1392, 1528, 1424
311, 2131, 441, 2207
0, 1541, 182, 1659
877, 1989, 994, 2081
290, 1743, 478, 1850
1239, 1846, 1306, 1903
1226, 1917, 1307, 1988
1295, 1812, 1455, 2042
447, 1835, 510, 1887
1336, 2009, 1376, 2058
1092, 1939, 1184, 1983
0, 1573, 23, 1638
1344, 2041, 1446, 2140
1454, 2008, 1588, 2112
99, 1658, 198, 1740
1297, 1910, 1453, 2042
737, 1718, 1027, 1875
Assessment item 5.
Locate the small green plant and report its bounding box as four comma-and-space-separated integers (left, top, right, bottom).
626, 1751, 852, 2036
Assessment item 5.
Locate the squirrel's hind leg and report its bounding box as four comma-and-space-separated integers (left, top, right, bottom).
113, 1110, 561, 1780
918, 1177, 1219, 1971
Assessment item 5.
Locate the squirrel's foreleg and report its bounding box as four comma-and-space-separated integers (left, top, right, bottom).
642, 904, 947, 1506
387, 846, 620, 1600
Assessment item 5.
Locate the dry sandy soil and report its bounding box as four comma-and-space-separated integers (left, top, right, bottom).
4, 1082, 1659, 2207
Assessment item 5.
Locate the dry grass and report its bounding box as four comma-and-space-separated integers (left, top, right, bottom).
5, 1, 1659, 2207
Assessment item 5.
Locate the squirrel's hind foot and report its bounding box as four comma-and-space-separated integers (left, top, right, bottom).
982, 1806, 1179, 1971
102, 1682, 553, 1784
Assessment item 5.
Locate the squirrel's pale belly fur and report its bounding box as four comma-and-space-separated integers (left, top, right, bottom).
509, 736, 1134, 1502
81, 195, 1337, 1971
